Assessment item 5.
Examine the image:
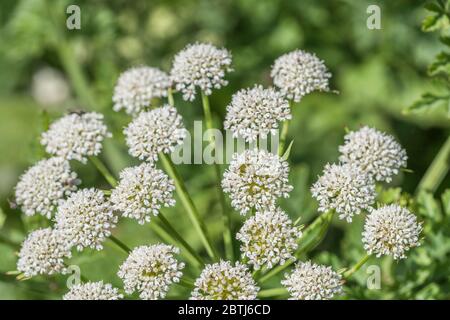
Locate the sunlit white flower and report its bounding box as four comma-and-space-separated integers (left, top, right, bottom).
271, 50, 331, 102
224, 85, 291, 142
117, 244, 184, 300
41, 112, 111, 163
222, 149, 292, 215
15, 157, 79, 218
191, 261, 259, 300
171, 42, 232, 101
113, 66, 171, 116
282, 261, 343, 300
63, 281, 123, 300
311, 163, 375, 222
111, 163, 175, 224
236, 208, 301, 269
362, 204, 422, 260
124, 105, 187, 162
54, 188, 117, 251
17, 228, 71, 277
339, 126, 408, 182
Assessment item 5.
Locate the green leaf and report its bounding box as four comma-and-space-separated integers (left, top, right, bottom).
429, 51, 450, 75
417, 191, 443, 222
405, 92, 450, 116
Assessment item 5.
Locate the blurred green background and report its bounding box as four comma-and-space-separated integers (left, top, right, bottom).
0, 0, 449, 299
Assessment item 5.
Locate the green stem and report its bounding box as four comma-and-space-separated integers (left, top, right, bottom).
416, 135, 450, 194
149, 221, 201, 269
168, 88, 175, 107
89, 156, 118, 187
257, 287, 288, 299
156, 213, 205, 267
201, 91, 234, 261
109, 235, 131, 254
278, 101, 293, 156
343, 254, 371, 279
278, 119, 290, 156
258, 210, 334, 284
159, 153, 218, 260
56, 42, 97, 109
177, 277, 195, 288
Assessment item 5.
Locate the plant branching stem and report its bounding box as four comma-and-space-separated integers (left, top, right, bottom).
258, 287, 288, 299
109, 235, 131, 254
343, 254, 371, 278
278, 101, 293, 156
201, 91, 234, 261
156, 213, 205, 267
416, 135, 450, 194
159, 153, 218, 260
258, 210, 334, 283
89, 156, 118, 187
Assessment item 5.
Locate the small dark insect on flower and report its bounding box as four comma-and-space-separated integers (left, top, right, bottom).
64, 178, 82, 187
68, 109, 86, 115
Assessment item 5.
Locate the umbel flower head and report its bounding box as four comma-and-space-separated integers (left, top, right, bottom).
113, 66, 171, 116
117, 244, 184, 300
124, 105, 187, 162
271, 49, 331, 102
362, 204, 422, 260
41, 112, 111, 163
111, 163, 176, 224
14, 157, 79, 218
170, 42, 232, 101
222, 149, 293, 215
54, 188, 117, 251
191, 261, 259, 300
339, 126, 408, 183
224, 85, 291, 143
63, 281, 123, 300
236, 208, 301, 269
17, 228, 71, 277
311, 163, 376, 222
282, 261, 343, 300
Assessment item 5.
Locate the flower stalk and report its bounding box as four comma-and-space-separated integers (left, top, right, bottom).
156, 212, 205, 267
416, 135, 450, 194
89, 156, 118, 187
258, 210, 334, 283
159, 153, 218, 260
109, 235, 131, 254
343, 254, 371, 279
201, 91, 234, 261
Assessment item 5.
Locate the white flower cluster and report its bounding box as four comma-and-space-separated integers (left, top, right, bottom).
117, 244, 184, 300
191, 261, 259, 300
17, 228, 71, 277
124, 105, 187, 162
236, 208, 301, 269
41, 112, 111, 163
362, 204, 422, 260
271, 50, 331, 102
171, 42, 232, 101
111, 163, 176, 224
14, 157, 78, 218
113, 66, 172, 116
311, 163, 376, 222
339, 126, 407, 183
54, 188, 117, 251
282, 261, 343, 300
222, 149, 292, 215
224, 85, 291, 143
63, 281, 123, 300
